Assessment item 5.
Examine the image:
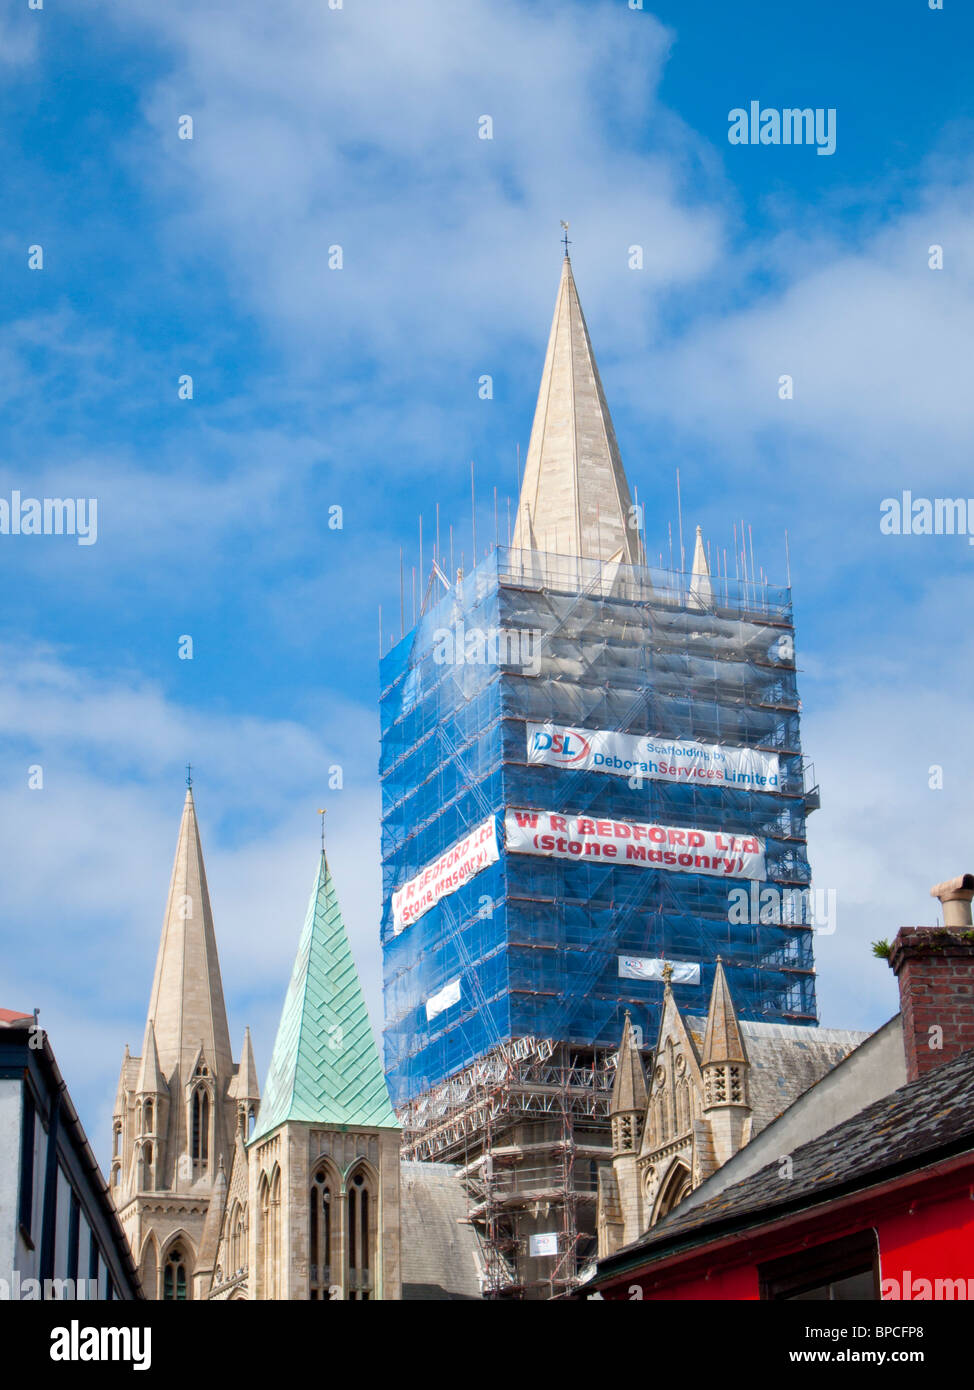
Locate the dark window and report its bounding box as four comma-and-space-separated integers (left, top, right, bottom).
88, 1232, 99, 1282
18, 1090, 36, 1239
164, 1247, 188, 1301
192, 1090, 209, 1165
759, 1230, 880, 1301
67, 1189, 80, 1282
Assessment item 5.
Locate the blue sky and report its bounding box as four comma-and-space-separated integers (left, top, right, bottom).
3, 0, 974, 1168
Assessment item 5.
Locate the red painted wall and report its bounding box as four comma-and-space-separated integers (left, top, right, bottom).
597, 1170, 974, 1301
877, 1190, 974, 1298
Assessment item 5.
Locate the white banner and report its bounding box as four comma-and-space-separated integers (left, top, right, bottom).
505, 809, 765, 881
392, 817, 499, 934
619, 956, 701, 985
526, 723, 780, 792
426, 977, 461, 1022
529, 1233, 559, 1257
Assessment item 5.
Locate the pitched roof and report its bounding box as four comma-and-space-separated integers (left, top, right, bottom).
0, 1008, 33, 1027
604, 1047, 974, 1273
683, 1018, 866, 1139
512, 256, 642, 566
145, 789, 234, 1081
610, 1012, 648, 1115
400, 1162, 486, 1300
250, 853, 398, 1141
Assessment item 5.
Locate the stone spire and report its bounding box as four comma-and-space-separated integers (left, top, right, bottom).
701, 959, 748, 1068
228, 1026, 260, 1139
145, 787, 234, 1082
700, 959, 750, 1166
610, 1012, 648, 1118
135, 1019, 167, 1096
232, 1027, 259, 1102
251, 852, 399, 1141
688, 524, 713, 609
512, 255, 642, 566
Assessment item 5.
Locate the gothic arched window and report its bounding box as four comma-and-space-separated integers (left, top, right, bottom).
143, 1100, 153, 1134
228, 1200, 247, 1275
346, 1166, 376, 1300
163, 1246, 188, 1301
191, 1088, 209, 1166
309, 1166, 337, 1299
653, 1161, 692, 1225
677, 1079, 691, 1135
259, 1169, 281, 1299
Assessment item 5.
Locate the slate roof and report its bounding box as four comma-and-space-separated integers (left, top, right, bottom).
400, 1161, 485, 1300
684, 1017, 868, 1138
604, 1047, 974, 1272
251, 853, 398, 1140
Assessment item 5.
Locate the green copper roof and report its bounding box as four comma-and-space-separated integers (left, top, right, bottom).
250, 853, 399, 1141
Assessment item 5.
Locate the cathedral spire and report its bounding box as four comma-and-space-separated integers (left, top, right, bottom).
145, 786, 234, 1083
688, 524, 714, 609
251, 851, 399, 1141
512, 254, 642, 566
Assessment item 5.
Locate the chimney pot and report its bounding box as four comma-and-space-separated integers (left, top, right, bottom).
889, 875, 974, 1081
930, 874, 974, 927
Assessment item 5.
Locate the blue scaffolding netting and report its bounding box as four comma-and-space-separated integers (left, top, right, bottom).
380, 546, 819, 1106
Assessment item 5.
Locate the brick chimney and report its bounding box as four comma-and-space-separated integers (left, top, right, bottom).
887, 874, 974, 1081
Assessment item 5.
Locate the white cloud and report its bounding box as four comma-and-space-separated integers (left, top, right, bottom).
89, 0, 725, 367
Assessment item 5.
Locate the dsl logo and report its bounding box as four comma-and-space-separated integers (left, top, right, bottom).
533, 729, 591, 764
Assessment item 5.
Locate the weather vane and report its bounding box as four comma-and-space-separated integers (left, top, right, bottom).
186, 763, 193, 789
560, 220, 571, 256
317, 807, 327, 853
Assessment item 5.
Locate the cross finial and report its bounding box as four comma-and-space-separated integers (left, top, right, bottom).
186, 762, 193, 788
316, 808, 327, 854
560, 220, 571, 257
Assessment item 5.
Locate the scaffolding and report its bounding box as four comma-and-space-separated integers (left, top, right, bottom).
398, 1036, 615, 1298
380, 544, 820, 1295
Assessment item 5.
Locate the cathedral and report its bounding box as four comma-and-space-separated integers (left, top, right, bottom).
111, 786, 440, 1300
597, 964, 866, 1255
112, 251, 853, 1299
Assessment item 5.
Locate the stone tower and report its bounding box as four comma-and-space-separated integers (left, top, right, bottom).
605, 1012, 647, 1244
700, 958, 750, 1168
233, 850, 401, 1300
112, 786, 251, 1300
